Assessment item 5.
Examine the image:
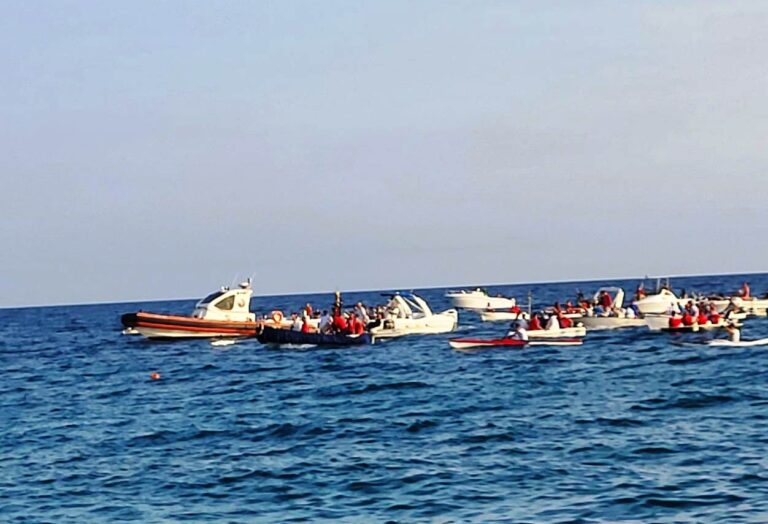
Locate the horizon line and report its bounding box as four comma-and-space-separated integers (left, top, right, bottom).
1, 269, 764, 311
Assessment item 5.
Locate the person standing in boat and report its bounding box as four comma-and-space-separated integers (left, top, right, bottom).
740, 282, 751, 299
290, 313, 302, 331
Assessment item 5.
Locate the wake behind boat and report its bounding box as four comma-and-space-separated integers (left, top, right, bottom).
121, 281, 260, 339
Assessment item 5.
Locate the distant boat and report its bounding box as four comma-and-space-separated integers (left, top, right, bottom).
445, 288, 516, 310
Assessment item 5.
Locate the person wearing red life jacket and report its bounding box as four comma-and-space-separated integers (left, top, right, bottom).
696, 311, 709, 325
709, 310, 721, 325
509, 305, 521, 314
303, 303, 313, 318
682, 311, 695, 326
332, 309, 348, 333
600, 291, 613, 310
301, 314, 312, 333
668, 311, 683, 328
528, 314, 542, 331
558, 313, 573, 328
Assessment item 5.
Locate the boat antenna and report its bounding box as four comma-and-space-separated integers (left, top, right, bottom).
527, 291, 533, 316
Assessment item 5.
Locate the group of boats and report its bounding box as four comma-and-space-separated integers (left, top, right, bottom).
120, 279, 768, 349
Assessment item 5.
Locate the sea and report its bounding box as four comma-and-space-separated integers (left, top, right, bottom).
2, 273, 768, 523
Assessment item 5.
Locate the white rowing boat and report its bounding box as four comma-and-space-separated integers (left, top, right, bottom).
709, 337, 768, 347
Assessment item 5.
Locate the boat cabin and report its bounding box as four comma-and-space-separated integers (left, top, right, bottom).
192, 281, 255, 322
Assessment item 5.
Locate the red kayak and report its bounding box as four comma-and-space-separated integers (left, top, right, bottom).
448, 337, 583, 350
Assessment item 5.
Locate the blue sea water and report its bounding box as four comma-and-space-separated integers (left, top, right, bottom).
2, 273, 768, 523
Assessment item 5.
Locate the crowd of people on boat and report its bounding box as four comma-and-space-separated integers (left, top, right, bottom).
255, 293, 428, 337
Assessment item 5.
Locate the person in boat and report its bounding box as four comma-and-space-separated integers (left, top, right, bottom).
668, 311, 683, 329
552, 302, 562, 315
725, 322, 741, 342
509, 305, 522, 314
303, 303, 313, 318
290, 313, 302, 331
740, 282, 751, 299
599, 290, 613, 310
722, 297, 741, 319
354, 302, 370, 324
331, 308, 348, 333
347, 313, 366, 336
696, 306, 710, 326
635, 284, 647, 301
514, 310, 529, 329
528, 313, 543, 331
545, 313, 560, 331
681, 308, 695, 327
506, 322, 529, 341
557, 311, 573, 329
319, 310, 332, 333
300, 313, 312, 333
709, 307, 721, 325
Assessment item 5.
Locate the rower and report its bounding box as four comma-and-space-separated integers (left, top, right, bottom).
725, 322, 741, 343
507, 322, 529, 341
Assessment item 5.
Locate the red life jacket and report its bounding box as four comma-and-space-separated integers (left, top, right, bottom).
709, 313, 721, 324
669, 317, 683, 328
559, 316, 573, 328
697, 314, 708, 325
682, 313, 695, 326
529, 317, 542, 330
333, 315, 348, 332
301, 320, 311, 333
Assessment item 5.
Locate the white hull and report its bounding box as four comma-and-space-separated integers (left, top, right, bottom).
709, 337, 768, 347
578, 316, 646, 330
705, 297, 768, 316
446, 291, 516, 310
479, 311, 530, 322
527, 326, 587, 339
134, 327, 246, 339
370, 310, 458, 339
634, 290, 685, 315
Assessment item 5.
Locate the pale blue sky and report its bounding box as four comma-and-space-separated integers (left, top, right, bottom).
2, 1, 767, 307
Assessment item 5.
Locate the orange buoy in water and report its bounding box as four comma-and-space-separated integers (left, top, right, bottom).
150, 372, 161, 380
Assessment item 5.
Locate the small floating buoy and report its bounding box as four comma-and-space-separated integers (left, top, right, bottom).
150, 372, 161, 380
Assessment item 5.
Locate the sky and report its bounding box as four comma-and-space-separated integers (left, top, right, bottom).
1, 1, 767, 307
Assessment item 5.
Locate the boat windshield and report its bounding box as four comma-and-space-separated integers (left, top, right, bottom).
200, 291, 226, 305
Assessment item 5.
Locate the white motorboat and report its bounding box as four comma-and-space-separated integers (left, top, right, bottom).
369, 293, 458, 339
445, 288, 516, 310
645, 312, 746, 332
633, 288, 686, 315
578, 287, 647, 330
